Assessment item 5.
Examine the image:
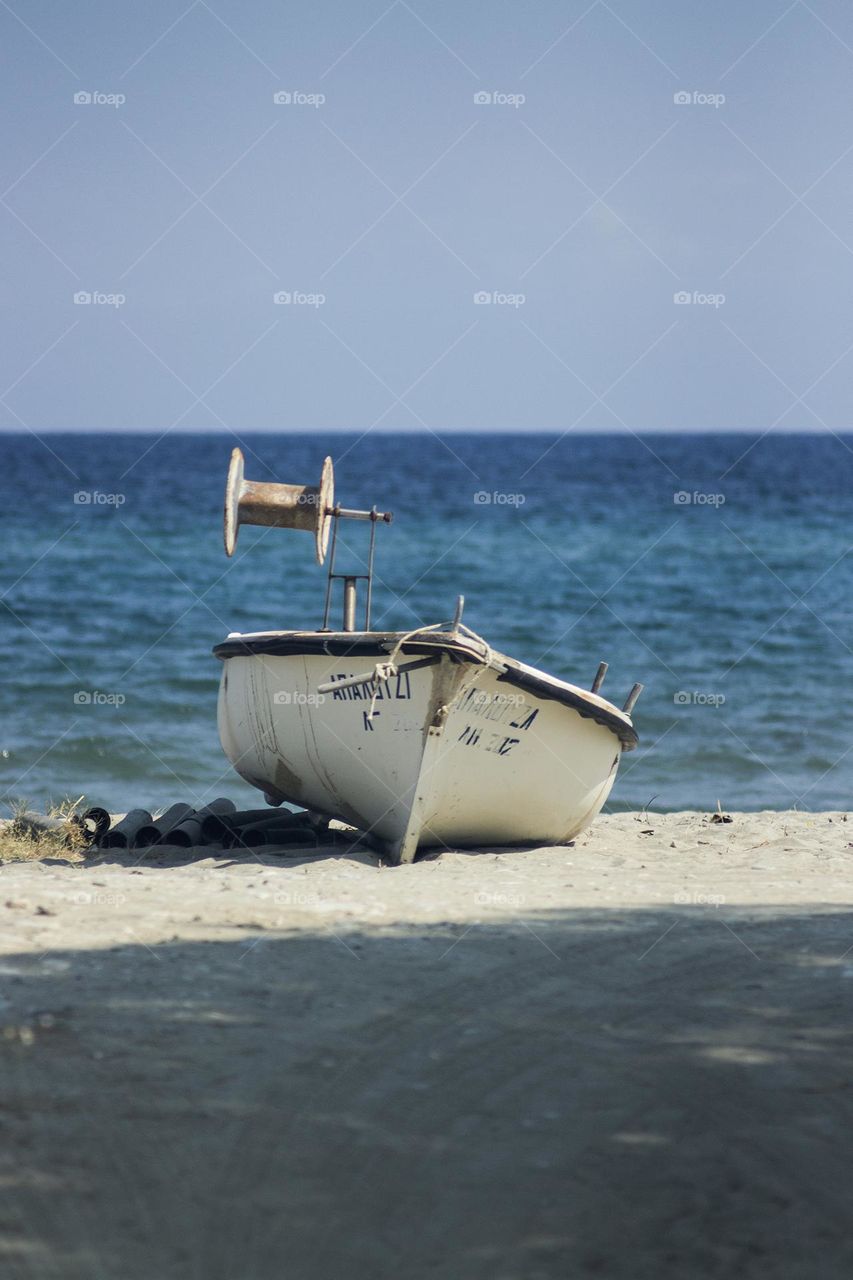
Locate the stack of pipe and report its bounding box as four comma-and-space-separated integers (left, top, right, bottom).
220, 809, 329, 849
81, 807, 110, 843
90, 801, 330, 852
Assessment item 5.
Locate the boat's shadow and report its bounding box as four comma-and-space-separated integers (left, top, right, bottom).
82, 834, 379, 871
81, 837, 554, 870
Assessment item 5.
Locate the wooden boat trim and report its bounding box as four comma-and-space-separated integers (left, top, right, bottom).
213, 630, 485, 662
213, 631, 638, 750
495, 661, 637, 750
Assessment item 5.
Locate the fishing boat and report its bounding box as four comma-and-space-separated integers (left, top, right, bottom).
214, 449, 641, 864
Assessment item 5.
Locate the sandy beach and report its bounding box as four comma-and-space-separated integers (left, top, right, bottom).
5, 0, 852, 1274
2, 810, 852, 1278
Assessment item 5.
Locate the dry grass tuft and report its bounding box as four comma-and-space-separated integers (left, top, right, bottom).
0, 797, 91, 864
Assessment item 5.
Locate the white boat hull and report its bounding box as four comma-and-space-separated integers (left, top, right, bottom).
216, 631, 637, 863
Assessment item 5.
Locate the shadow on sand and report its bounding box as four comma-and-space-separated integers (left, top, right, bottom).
79, 832, 376, 873
2, 903, 853, 1279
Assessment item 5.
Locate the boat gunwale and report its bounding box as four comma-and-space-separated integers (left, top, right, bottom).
213, 631, 639, 751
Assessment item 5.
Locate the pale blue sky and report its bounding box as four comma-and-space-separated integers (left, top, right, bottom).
2, 0, 852, 431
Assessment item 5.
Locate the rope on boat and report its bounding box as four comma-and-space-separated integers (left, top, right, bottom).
365, 619, 493, 721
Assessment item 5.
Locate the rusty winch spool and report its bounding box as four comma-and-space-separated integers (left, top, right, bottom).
223, 450, 393, 631
224, 447, 335, 563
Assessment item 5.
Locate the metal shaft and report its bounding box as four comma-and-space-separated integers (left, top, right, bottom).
332, 506, 393, 523
343, 577, 357, 632
622, 683, 644, 715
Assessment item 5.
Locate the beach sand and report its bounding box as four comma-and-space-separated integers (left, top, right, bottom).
1, 810, 852, 1277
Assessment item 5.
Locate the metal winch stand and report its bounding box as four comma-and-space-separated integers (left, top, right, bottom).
321, 506, 393, 632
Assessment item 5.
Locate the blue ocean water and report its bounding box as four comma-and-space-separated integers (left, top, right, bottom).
1, 431, 852, 814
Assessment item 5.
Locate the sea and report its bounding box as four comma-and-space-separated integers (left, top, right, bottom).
2, 431, 852, 815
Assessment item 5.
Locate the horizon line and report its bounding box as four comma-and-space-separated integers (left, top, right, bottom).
2, 426, 851, 436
